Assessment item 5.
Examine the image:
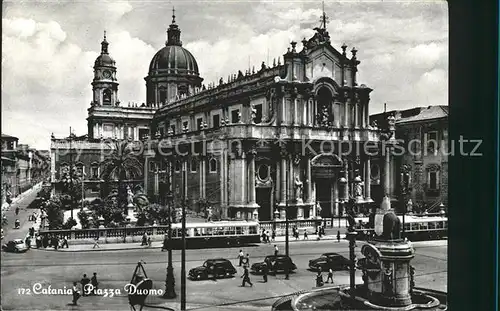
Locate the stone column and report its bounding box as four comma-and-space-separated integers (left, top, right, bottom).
293, 96, 299, 126
280, 156, 287, 205
220, 152, 226, 208
247, 150, 256, 205
282, 97, 287, 125
365, 157, 372, 201
200, 157, 205, 199
354, 101, 359, 128
312, 182, 317, 217
344, 95, 349, 128
302, 98, 307, 126
333, 179, 339, 216
383, 147, 391, 196
330, 180, 335, 218
241, 152, 247, 204
344, 159, 349, 200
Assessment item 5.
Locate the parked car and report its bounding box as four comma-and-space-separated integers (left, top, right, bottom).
308, 252, 350, 272
189, 258, 237, 280
2, 239, 28, 253
251, 255, 297, 274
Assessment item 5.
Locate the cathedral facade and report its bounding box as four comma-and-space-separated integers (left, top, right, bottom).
144, 13, 399, 220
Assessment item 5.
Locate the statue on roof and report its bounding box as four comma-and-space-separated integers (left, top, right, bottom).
237, 70, 244, 79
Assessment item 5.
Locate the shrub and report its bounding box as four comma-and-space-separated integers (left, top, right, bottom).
78, 211, 90, 229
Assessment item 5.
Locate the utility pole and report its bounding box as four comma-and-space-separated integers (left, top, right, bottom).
181, 160, 187, 310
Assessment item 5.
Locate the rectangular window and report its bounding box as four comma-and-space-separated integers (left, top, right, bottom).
429, 171, 438, 190
197, 118, 203, 131
253, 104, 262, 124
139, 128, 149, 140
182, 121, 189, 132
231, 109, 240, 123
159, 90, 167, 104
103, 124, 114, 138
190, 159, 197, 173
213, 114, 220, 128
90, 186, 100, 194
91, 167, 99, 179
426, 131, 438, 152
170, 125, 176, 135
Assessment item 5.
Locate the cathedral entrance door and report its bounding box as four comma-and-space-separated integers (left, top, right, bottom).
256, 188, 272, 221
316, 179, 333, 218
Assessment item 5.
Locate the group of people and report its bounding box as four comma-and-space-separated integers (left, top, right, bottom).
261, 230, 275, 243
237, 250, 250, 267
141, 232, 152, 247
71, 273, 99, 305
315, 269, 335, 287
292, 227, 309, 240
34, 233, 69, 249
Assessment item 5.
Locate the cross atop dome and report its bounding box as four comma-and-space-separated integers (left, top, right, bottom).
166, 7, 182, 46
101, 30, 109, 54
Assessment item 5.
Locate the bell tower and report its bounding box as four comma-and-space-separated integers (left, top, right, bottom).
91, 31, 119, 107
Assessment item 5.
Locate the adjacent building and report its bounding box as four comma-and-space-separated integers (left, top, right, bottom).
370, 105, 448, 213
1, 134, 50, 208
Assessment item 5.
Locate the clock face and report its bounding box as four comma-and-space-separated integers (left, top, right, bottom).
103, 70, 112, 79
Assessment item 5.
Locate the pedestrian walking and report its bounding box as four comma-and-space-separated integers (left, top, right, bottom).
241, 266, 253, 287
274, 245, 279, 257
25, 236, 31, 249
238, 249, 244, 266
81, 274, 90, 296
303, 229, 308, 240
316, 271, 324, 287
93, 236, 100, 249
271, 230, 276, 242
261, 230, 266, 243
266, 231, 270, 243
326, 268, 334, 283
147, 237, 152, 247
61, 236, 69, 248
161, 234, 168, 252
337, 230, 341, 243
262, 264, 268, 283
36, 234, 42, 248
141, 232, 148, 246
15, 207, 19, 216
90, 272, 98, 295
71, 282, 81, 305
245, 253, 250, 266
54, 236, 59, 250
14, 219, 20, 229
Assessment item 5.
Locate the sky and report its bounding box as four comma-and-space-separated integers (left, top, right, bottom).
1, 0, 448, 150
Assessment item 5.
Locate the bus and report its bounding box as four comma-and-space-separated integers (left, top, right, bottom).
166, 220, 261, 249
353, 215, 447, 241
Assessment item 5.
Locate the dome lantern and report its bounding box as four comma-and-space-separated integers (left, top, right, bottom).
166, 7, 182, 47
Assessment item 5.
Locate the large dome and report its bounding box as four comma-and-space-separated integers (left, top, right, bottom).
95, 54, 115, 67
148, 45, 199, 75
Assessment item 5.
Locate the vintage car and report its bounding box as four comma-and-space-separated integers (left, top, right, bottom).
251, 255, 297, 274
189, 258, 237, 280
2, 239, 28, 253
308, 252, 350, 272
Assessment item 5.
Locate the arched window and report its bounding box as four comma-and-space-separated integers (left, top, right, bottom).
190, 158, 197, 173
103, 89, 112, 105
209, 158, 217, 173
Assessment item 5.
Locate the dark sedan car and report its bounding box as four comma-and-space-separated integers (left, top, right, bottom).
189, 258, 237, 280
308, 252, 350, 272
251, 255, 297, 274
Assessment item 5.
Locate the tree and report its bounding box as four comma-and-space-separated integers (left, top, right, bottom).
100, 140, 143, 211
45, 196, 64, 230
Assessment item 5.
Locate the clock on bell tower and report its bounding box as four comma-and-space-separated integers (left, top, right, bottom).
91, 31, 119, 107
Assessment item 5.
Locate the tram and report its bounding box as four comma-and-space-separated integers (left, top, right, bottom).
166, 220, 261, 249
353, 215, 448, 241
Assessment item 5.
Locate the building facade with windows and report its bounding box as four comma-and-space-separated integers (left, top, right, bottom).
370, 106, 448, 213
145, 12, 400, 221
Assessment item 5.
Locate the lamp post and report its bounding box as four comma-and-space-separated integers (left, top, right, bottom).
346, 230, 358, 298
163, 157, 176, 298
285, 163, 289, 280
180, 160, 187, 310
